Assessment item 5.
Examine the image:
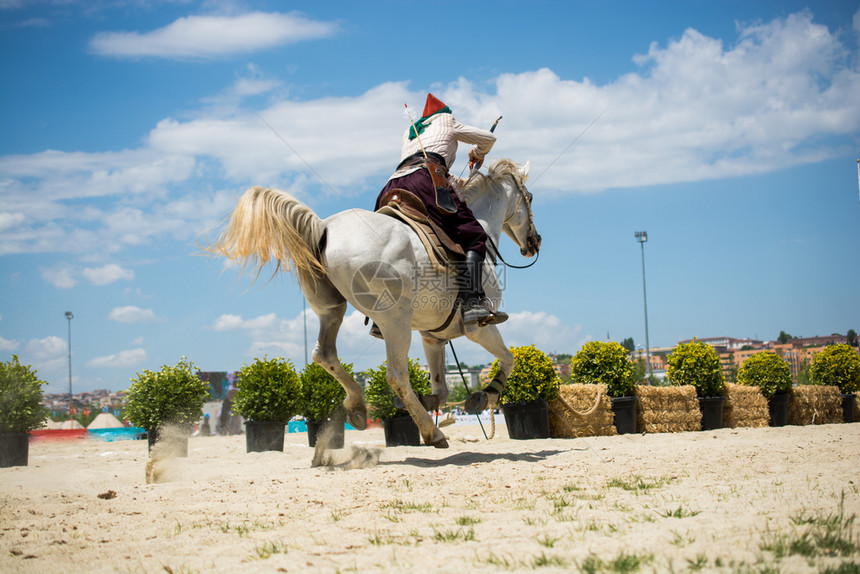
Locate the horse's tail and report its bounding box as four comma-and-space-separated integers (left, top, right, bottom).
208, 186, 326, 284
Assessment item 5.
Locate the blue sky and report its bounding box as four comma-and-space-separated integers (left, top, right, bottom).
1, 0, 858, 394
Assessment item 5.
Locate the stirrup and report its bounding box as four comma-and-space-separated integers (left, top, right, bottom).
462, 297, 492, 325
369, 323, 383, 339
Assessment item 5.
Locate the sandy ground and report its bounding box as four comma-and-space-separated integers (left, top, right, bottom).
1, 421, 858, 574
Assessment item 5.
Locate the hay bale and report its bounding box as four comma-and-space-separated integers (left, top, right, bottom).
723, 384, 769, 428
635, 385, 701, 433
548, 384, 616, 438
788, 385, 842, 425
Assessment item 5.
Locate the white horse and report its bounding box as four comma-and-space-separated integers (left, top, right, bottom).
211, 158, 540, 448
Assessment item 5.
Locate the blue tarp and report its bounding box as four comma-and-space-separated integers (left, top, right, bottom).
87, 427, 147, 441
288, 420, 357, 433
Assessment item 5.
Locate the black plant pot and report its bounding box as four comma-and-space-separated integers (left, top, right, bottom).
698, 396, 725, 431
0, 432, 29, 468
244, 421, 286, 453
502, 398, 550, 440
382, 415, 421, 446
841, 393, 857, 423
767, 393, 790, 427
307, 415, 345, 449
146, 428, 189, 458
610, 396, 638, 435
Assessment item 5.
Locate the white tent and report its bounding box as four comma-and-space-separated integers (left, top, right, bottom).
57, 419, 84, 429
87, 412, 124, 429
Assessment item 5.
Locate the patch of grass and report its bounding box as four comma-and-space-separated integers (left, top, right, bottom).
379, 499, 433, 513
818, 562, 860, 574
579, 551, 654, 573
550, 494, 573, 511
762, 496, 858, 560
456, 515, 481, 526
432, 527, 475, 542
685, 553, 709, 571
563, 483, 584, 492
514, 497, 537, 511
368, 532, 396, 546
660, 506, 701, 519
478, 553, 515, 569
381, 510, 402, 523
670, 531, 694, 547
532, 552, 567, 568
607, 475, 674, 494
250, 540, 289, 560
535, 534, 559, 548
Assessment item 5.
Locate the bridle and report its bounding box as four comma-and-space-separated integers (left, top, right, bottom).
488, 171, 541, 270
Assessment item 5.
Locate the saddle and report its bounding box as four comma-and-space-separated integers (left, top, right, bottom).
376, 188, 464, 273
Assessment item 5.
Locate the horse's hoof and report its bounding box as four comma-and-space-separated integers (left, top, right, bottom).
464, 391, 488, 414
347, 410, 367, 430
428, 437, 449, 449
419, 394, 440, 411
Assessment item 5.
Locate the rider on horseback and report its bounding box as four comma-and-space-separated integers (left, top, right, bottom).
374, 93, 508, 332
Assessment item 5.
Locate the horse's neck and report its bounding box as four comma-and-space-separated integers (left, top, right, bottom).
466, 182, 508, 244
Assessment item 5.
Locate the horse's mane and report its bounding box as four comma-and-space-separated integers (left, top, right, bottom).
460, 158, 523, 205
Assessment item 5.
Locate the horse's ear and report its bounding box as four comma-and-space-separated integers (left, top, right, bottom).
519, 161, 530, 183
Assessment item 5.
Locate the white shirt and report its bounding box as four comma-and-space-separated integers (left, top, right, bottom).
389, 113, 496, 181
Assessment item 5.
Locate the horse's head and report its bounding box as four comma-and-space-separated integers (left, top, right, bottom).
500, 161, 541, 258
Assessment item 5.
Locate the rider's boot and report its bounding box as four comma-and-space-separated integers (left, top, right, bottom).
461, 250, 508, 326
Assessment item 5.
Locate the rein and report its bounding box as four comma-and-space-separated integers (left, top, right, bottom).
487, 172, 540, 270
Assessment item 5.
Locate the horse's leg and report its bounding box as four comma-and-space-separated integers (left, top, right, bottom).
463, 325, 514, 414
304, 279, 367, 431
381, 321, 448, 448
421, 333, 449, 409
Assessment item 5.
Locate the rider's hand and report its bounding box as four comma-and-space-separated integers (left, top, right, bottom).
468, 149, 484, 171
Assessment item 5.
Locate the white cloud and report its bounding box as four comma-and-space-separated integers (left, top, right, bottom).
89, 12, 338, 59
87, 348, 147, 368
23, 336, 67, 373
0, 337, 20, 352
108, 306, 159, 323
2, 10, 857, 259
497, 311, 586, 354
81, 263, 134, 285
41, 264, 77, 289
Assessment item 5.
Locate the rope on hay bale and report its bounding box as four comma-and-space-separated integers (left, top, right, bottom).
635, 385, 701, 433
548, 384, 615, 438
723, 383, 769, 428
788, 385, 842, 425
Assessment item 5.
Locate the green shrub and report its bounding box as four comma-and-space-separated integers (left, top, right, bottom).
809, 344, 860, 394
488, 345, 560, 405
736, 352, 793, 398
125, 357, 209, 430
233, 357, 302, 422
0, 355, 48, 433
570, 341, 635, 398
300, 362, 350, 421
364, 358, 430, 421
667, 340, 726, 397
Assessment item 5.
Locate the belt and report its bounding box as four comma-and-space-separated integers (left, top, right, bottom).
396, 151, 449, 174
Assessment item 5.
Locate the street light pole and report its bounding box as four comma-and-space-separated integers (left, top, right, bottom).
634, 232, 653, 383
65, 311, 73, 415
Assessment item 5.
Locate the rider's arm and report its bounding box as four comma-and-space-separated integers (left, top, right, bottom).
452, 121, 496, 161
